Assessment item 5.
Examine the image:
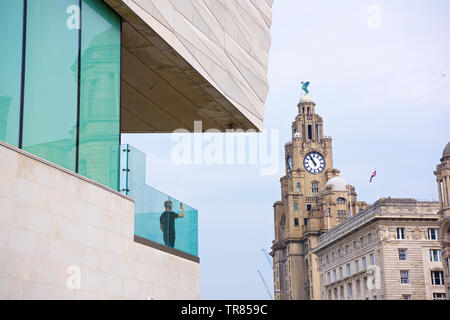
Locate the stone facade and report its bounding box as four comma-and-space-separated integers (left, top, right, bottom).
271, 95, 366, 300
313, 198, 446, 300
0, 141, 199, 299
434, 141, 450, 299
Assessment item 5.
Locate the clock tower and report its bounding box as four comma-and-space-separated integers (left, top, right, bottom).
271, 93, 367, 300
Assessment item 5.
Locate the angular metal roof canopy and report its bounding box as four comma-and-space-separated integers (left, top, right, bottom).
104, 0, 274, 133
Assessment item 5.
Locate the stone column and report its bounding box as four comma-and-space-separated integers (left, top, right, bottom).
446, 176, 450, 207
444, 177, 449, 207
438, 179, 443, 210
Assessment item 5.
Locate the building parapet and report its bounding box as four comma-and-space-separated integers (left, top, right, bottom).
313, 198, 439, 253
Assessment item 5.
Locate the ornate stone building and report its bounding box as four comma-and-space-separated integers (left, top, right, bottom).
434, 142, 450, 299
313, 198, 445, 300
271, 94, 367, 300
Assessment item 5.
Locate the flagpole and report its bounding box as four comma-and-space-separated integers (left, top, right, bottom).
327, 203, 330, 231
348, 186, 353, 217
376, 170, 380, 200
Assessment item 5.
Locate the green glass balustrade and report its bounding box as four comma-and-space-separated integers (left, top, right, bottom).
120, 144, 199, 257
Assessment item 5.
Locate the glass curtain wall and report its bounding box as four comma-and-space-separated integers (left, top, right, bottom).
78, 0, 121, 190
23, 0, 80, 171
0, 0, 121, 190
0, 1, 24, 146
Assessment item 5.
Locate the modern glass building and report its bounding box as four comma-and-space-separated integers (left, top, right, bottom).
1, 0, 121, 190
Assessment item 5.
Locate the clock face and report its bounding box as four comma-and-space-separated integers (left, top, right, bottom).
303, 152, 325, 174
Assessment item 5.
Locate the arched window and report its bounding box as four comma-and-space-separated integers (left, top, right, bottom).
337, 198, 346, 205
294, 202, 299, 211
296, 182, 301, 192
312, 181, 319, 197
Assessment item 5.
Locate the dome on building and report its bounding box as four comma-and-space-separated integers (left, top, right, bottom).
299, 95, 314, 104
325, 176, 348, 192
443, 141, 450, 159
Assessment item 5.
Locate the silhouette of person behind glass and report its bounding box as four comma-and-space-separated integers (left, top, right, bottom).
160, 200, 184, 248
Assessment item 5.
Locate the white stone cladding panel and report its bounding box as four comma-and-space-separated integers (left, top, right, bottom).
116, 0, 273, 128
0, 143, 199, 300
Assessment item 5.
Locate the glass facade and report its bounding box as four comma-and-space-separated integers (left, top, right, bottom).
0, 0, 24, 146
120, 144, 199, 257
23, 0, 79, 171
0, 0, 121, 190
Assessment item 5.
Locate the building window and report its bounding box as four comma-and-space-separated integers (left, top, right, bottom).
353, 241, 358, 250
429, 249, 442, 262
312, 182, 319, 197
15, 0, 122, 190
431, 271, 444, 285
306, 204, 311, 211
308, 124, 312, 139
333, 270, 337, 281
296, 182, 301, 192
338, 248, 342, 258
339, 267, 343, 279
400, 270, 410, 284
327, 272, 331, 284
362, 257, 367, 270
345, 245, 349, 255
356, 280, 361, 295
398, 249, 407, 261
337, 210, 347, 219
340, 286, 344, 300
397, 228, 405, 240
346, 263, 351, 276
328, 290, 332, 300
447, 258, 450, 274
428, 228, 439, 240
294, 218, 299, 227
401, 294, 411, 300
360, 237, 365, 248
337, 198, 346, 205
348, 283, 353, 297
294, 202, 299, 211
355, 260, 359, 272
368, 233, 373, 245
369, 253, 375, 265
326, 255, 330, 264
433, 293, 446, 300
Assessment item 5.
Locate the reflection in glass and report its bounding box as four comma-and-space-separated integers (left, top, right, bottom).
78, 0, 121, 190
0, 0, 24, 146
22, 0, 79, 170
121, 144, 199, 257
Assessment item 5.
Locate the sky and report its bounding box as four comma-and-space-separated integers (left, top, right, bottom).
122, 0, 450, 299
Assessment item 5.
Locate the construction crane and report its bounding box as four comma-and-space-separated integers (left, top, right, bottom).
257, 270, 273, 300
262, 249, 273, 269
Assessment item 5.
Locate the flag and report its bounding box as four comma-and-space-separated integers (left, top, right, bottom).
323, 205, 329, 216
369, 170, 377, 182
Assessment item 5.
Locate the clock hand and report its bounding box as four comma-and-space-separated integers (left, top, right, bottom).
311, 157, 318, 167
